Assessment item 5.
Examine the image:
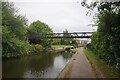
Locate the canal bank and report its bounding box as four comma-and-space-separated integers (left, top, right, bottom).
57, 49, 77, 78
58, 47, 97, 78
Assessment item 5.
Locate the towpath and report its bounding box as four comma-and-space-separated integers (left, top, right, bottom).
65, 47, 96, 78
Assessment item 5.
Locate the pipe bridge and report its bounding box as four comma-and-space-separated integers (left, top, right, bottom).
29, 32, 94, 39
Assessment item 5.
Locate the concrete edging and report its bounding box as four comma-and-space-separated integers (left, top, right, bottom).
57, 51, 78, 78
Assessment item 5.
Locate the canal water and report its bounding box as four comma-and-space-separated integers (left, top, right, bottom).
2, 51, 73, 78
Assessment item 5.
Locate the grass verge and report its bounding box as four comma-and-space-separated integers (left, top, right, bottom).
83, 48, 120, 78
51, 45, 72, 48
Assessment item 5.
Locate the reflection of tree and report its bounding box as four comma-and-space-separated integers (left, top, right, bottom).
2, 52, 55, 78
3, 58, 27, 78
61, 51, 73, 60
51, 51, 73, 60
2, 51, 73, 78
26, 51, 54, 72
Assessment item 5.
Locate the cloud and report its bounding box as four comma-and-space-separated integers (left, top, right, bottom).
9, 0, 96, 32
9, 0, 79, 2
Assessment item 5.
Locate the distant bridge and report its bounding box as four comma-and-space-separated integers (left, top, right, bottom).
29, 32, 94, 39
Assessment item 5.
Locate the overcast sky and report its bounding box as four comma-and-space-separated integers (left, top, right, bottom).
8, 0, 97, 32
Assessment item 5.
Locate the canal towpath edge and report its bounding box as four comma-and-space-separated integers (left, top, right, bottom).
57, 47, 97, 78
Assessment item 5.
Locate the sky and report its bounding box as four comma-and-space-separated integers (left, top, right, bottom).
8, 0, 97, 32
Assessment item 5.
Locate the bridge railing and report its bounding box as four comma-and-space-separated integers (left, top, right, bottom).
29, 32, 94, 39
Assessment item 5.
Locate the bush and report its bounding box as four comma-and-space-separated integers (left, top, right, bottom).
2, 26, 33, 58
33, 44, 43, 53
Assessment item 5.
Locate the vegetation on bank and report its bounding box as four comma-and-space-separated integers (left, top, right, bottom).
2, 2, 32, 58
2, 2, 52, 58
51, 45, 78, 52
82, 1, 120, 69
51, 45, 72, 48
84, 48, 120, 78
92, 2, 120, 69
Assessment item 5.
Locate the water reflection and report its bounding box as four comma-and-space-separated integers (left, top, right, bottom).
2, 51, 73, 78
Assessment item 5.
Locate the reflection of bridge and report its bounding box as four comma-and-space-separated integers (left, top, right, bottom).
29, 32, 94, 39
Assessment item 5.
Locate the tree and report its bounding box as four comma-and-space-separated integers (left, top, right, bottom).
83, 1, 120, 69
2, 2, 32, 58
2, 2, 27, 40
61, 29, 75, 45
28, 20, 53, 48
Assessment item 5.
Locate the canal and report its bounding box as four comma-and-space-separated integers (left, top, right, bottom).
2, 51, 73, 78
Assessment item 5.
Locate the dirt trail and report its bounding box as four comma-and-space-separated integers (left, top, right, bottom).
65, 47, 96, 78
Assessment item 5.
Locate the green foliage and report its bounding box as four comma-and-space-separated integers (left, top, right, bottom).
2, 2, 27, 40
84, 48, 120, 78
2, 2, 54, 58
51, 45, 72, 48
51, 29, 77, 46
2, 26, 32, 57
91, 2, 120, 69
52, 39, 60, 45
33, 44, 43, 53
28, 20, 53, 48
61, 29, 76, 45
2, 2, 32, 58
29, 20, 52, 34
